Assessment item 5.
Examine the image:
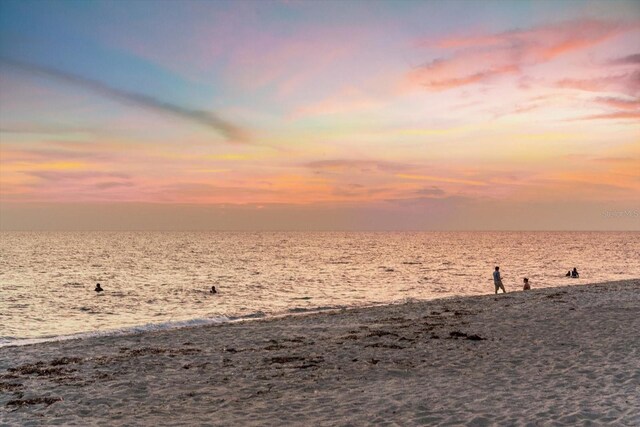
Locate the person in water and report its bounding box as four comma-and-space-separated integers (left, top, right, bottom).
493, 266, 507, 294
566, 270, 571, 277
571, 268, 579, 278
210, 286, 217, 294
95, 283, 104, 292
523, 277, 531, 291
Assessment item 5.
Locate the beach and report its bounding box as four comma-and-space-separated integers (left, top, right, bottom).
2, 279, 639, 426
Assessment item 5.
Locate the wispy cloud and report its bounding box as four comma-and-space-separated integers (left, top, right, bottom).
579, 111, 640, 120
414, 186, 446, 197
396, 173, 486, 187
555, 71, 640, 96
95, 181, 134, 190
609, 53, 640, 65
26, 171, 130, 182
594, 96, 640, 110
305, 159, 409, 173
0, 58, 250, 143
408, 19, 638, 91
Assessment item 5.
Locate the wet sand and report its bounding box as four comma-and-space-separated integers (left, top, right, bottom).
1, 279, 639, 426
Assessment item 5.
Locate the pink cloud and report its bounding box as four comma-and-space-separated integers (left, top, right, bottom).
580, 111, 640, 120
430, 19, 635, 60
556, 71, 640, 96
594, 96, 640, 110
609, 53, 640, 65
409, 19, 639, 91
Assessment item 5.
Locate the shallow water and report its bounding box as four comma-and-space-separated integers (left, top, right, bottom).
1, 231, 638, 345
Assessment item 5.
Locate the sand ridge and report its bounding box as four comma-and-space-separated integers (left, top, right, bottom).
1, 279, 639, 426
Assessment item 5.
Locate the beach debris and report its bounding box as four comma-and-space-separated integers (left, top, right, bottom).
340, 334, 359, 341
366, 330, 399, 338
50, 357, 82, 366
365, 343, 405, 349
119, 346, 202, 357
297, 359, 323, 369
266, 356, 305, 364
546, 292, 566, 299
264, 355, 323, 369
8, 363, 74, 377
93, 372, 111, 380
264, 344, 287, 350
6, 397, 62, 407
448, 331, 485, 341
127, 347, 169, 356
0, 382, 22, 392
449, 331, 468, 338
381, 316, 409, 323
176, 348, 202, 355
454, 310, 474, 316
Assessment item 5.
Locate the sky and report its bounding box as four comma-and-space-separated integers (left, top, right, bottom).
0, 0, 638, 230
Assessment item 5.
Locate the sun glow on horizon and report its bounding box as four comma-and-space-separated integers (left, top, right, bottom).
0, 0, 638, 230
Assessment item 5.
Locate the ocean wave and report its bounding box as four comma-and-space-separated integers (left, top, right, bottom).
287, 305, 345, 314
0, 316, 232, 348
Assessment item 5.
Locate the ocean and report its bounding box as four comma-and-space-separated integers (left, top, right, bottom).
1, 231, 638, 346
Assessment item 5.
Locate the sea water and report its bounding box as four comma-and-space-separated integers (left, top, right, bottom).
1, 231, 638, 346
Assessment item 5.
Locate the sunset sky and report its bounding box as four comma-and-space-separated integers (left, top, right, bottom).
1, 0, 638, 230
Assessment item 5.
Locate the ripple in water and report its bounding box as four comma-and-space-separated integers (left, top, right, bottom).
0, 231, 638, 344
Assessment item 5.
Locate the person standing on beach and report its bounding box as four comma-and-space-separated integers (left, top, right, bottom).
493, 267, 506, 294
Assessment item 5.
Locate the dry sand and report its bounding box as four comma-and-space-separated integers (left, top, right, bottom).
1, 279, 639, 426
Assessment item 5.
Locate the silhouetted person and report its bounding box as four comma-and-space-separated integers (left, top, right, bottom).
571, 268, 579, 278
523, 277, 531, 291
210, 286, 217, 294
566, 270, 571, 277
493, 266, 506, 294
95, 283, 103, 292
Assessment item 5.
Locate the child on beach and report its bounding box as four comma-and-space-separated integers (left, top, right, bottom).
523, 278, 530, 291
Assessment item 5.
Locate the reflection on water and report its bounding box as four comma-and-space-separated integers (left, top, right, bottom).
1, 231, 638, 343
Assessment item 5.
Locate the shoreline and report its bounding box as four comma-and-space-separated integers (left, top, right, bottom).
2, 279, 639, 425
1, 279, 616, 350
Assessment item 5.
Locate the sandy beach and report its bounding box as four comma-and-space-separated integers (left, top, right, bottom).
1, 279, 639, 426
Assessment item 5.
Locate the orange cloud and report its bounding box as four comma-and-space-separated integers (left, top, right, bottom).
395, 173, 486, 187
